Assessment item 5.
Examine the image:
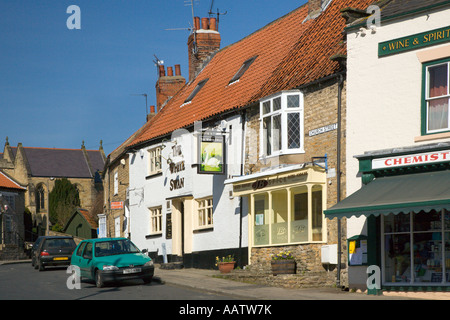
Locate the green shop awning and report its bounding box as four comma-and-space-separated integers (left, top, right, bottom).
325, 170, 450, 219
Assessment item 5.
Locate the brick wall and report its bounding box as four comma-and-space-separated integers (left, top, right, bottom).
243, 77, 349, 287
104, 155, 130, 238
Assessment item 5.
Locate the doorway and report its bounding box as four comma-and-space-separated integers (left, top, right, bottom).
171, 197, 193, 264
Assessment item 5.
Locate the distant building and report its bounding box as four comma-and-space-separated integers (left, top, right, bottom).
0, 170, 27, 258
63, 208, 98, 240
0, 138, 105, 235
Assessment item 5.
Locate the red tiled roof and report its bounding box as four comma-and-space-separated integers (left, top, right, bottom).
256, 0, 374, 97
0, 171, 26, 191
129, 0, 374, 147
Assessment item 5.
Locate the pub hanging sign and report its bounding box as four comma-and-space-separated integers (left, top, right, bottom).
198, 134, 225, 174
378, 25, 450, 57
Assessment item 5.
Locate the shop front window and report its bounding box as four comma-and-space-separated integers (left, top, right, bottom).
254, 194, 269, 246
291, 187, 308, 243
312, 185, 323, 241
271, 190, 288, 244
382, 210, 450, 285
252, 184, 324, 246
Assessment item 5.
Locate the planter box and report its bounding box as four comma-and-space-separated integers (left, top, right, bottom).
271, 260, 296, 275
218, 262, 236, 274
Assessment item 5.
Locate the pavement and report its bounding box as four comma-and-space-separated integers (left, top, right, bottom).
2, 259, 449, 300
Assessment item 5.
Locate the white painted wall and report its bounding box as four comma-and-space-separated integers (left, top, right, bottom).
346, 7, 450, 287
128, 114, 248, 258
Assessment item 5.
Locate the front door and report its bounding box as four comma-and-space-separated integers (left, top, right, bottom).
171, 199, 185, 260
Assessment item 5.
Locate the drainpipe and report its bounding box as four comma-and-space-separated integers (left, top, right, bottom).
238, 110, 245, 267
336, 73, 344, 288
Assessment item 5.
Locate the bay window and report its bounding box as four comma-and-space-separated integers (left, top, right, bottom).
260, 91, 304, 157
251, 184, 325, 246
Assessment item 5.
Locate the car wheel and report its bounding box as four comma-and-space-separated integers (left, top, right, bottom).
143, 276, 152, 284
95, 270, 104, 288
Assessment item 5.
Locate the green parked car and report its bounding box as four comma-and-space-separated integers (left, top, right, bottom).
70, 238, 154, 288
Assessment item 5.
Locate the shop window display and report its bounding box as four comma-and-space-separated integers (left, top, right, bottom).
252, 185, 324, 246
383, 210, 450, 285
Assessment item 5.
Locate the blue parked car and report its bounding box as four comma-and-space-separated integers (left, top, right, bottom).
70, 237, 154, 288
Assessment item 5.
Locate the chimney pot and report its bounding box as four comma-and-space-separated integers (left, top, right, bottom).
209, 17, 217, 31
193, 17, 200, 30
175, 64, 181, 76
167, 66, 173, 76
201, 17, 209, 30
159, 65, 166, 77
150, 105, 155, 113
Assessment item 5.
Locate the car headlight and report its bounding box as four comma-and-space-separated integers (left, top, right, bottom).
102, 265, 119, 271
144, 260, 154, 267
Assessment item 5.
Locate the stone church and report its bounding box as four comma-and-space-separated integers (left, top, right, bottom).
0, 138, 106, 234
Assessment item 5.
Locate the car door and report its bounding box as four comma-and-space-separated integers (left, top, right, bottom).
72, 241, 86, 269
78, 242, 94, 279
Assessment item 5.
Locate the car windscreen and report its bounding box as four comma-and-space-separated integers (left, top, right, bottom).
94, 239, 141, 257
43, 238, 76, 250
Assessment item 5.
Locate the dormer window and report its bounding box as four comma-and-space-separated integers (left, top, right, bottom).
260, 91, 304, 157
229, 56, 258, 84
184, 78, 209, 104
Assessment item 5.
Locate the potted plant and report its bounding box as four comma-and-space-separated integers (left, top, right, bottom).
271, 251, 296, 275
215, 255, 236, 273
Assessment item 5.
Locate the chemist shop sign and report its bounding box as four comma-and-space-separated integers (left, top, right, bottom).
372, 149, 450, 170
378, 25, 450, 57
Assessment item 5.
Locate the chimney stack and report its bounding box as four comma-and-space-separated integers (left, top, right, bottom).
147, 105, 156, 122
155, 64, 186, 112
188, 16, 221, 82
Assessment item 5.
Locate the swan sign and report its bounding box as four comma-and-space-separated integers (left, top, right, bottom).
198, 134, 225, 174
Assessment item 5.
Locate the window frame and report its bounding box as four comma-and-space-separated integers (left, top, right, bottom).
381, 210, 450, 286
149, 206, 163, 235
184, 78, 209, 104
251, 183, 326, 247
421, 58, 450, 135
259, 91, 304, 158
195, 197, 214, 230
113, 171, 119, 196
229, 56, 258, 85
148, 147, 162, 175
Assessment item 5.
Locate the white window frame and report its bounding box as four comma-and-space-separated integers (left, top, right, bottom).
195, 197, 214, 230
113, 171, 119, 196
259, 90, 304, 158
148, 147, 162, 175
425, 61, 450, 134
114, 216, 121, 237
149, 206, 162, 235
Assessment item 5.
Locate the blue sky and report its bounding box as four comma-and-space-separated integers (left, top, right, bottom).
1, 0, 307, 156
